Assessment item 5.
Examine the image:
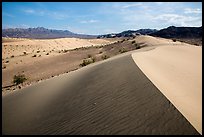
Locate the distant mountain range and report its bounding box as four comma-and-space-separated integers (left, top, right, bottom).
2, 26, 202, 39
150, 26, 202, 39
97, 29, 158, 38
2, 27, 97, 39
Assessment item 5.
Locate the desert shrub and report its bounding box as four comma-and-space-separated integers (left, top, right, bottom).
96, 45, 103, 48
172, 39, 176, 42
121, 39, 126, 43
13, 74, 27, 85
119, 48, 127, 53
11, 55, 14, 58
63, 49, 68, 53
134, 43, 141, 49
32, 54, 37, 57
79, 57, 96, 67
37, 50, 40, 53
99, 51, 103, 54
46, 53, 49, 55
2, 65, 6, 69
79, 59, 92, 67
5, 60, 9, 63
87, 54, 92, 58
101, 55, 109, 60
91, 57, 96, 63
38, 55, 41, 57
23, 52, 27, 55
132, 40, 136, 44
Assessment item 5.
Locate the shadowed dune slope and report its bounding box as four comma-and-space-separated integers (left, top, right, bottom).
132, 45, 202, 134
2, 54, 199, 135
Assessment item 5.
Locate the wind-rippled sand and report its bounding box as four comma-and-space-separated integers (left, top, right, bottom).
132, 45, 202, 134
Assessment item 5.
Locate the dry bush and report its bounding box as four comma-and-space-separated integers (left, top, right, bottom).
13, 74, 27, 85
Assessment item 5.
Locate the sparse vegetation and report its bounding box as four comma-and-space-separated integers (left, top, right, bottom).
172, 39, 176, 42
13, 74, 27, 85
91, 57, 96, 63
79, 56, 96, 67
63, 49, 68, 53
131, 40, 136, 44
119, 48, 127, 53
134, 43, 141, 49
121, 39, 125, 43
79, 59, 93, 67
37, 50, 40, 53
95, 45, 103, 48
32, 54, 37, 57
5, 60, 9, 63
87, 54, 92, 58
2, 65, 6, 69
101, 55, 109, 60
99, 51, 103, 54
23, 52, 27, 55
11, 55, 14, 58
46, 53, 49, 55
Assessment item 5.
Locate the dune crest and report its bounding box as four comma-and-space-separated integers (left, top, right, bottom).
132, 45, 202, 134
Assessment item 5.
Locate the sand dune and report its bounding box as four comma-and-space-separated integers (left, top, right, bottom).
2, 35, 201, 134
132, 35, 186, 46
2, 54, 199, 135
132, 45, 202, 134
2, 37, 118, 89
2, 37, 116, 58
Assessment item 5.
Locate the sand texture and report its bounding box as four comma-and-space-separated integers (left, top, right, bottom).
132, 45, 202, 134
3, 55, 199, 135
2, 37, 116, 58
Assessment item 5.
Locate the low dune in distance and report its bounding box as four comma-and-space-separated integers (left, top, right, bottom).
132, 45, 202, 134
2, 37, 116, 58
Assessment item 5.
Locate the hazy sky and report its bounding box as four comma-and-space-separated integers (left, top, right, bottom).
2, 2, 202, 35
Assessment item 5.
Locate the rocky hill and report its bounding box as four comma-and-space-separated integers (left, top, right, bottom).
97, 29, 158, 38
150, 26, 202, 38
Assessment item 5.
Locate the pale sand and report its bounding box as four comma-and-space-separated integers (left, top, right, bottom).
132, 35, 186, 46
131, 45, 202, 134
2, 37, 116, 58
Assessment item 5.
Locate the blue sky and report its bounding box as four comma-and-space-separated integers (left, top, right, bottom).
2, 2, 202, 35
